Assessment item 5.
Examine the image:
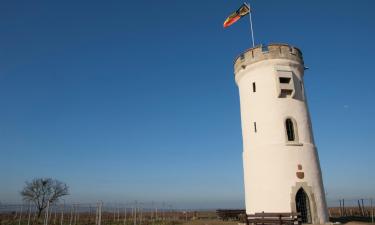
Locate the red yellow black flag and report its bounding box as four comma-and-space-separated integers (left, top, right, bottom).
223, 3, 250, 28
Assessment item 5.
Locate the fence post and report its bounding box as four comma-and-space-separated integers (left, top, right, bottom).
54, 207, 57, 225
45, 201, 50, 225
76, 205, 79, 225
124, 207, 127, 225
18, 204, 23, 225
361, 199, 365, 216
96, 203, 99, 225
49, 205, 53, 225
118, 207, 120, 222
371, 198, 374, 224
73, 205, 77, 225
69, 205, 73, 225
98, 202, 102, 225
113, 207, 116, 222
88, 205, 92, 224
14, 205, 18, 220
27, 202, 31, 225
134, 206, 137, 225
33, 205, 37, 221
60, 203, 64, 225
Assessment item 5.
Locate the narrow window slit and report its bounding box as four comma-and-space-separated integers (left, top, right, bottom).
254, 122, 257, 133
285, 119, 295, 141
252, 82, 256, 92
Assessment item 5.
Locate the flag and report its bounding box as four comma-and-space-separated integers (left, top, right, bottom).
223, 3, 250, 28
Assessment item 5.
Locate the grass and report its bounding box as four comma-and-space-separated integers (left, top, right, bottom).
181, 219, 238, 225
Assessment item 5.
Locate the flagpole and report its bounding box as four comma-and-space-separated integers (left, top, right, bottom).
246, 2, 255, 47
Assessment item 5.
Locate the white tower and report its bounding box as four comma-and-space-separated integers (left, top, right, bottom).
234, 44, 328, 224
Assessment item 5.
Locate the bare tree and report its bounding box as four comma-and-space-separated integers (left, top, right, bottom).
21, 178, 69, 218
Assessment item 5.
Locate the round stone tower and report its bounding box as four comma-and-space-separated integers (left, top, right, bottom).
234, 43, 328, 224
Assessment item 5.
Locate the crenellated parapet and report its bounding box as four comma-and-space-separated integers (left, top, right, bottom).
234, 43, 304, 74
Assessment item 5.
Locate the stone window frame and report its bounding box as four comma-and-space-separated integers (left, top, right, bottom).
290, 182, 319, 224
274, 68, 296, 99
284, 117, 302, 146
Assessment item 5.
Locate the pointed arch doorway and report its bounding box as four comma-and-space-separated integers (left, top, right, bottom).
295, 188, 312, 223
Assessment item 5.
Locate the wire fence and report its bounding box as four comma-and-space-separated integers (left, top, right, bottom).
1, 198, 374, 225
327, 198, 374, 219
0, 202, 205, 225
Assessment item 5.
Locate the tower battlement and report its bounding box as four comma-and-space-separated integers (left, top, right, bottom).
234, 43, 304, 74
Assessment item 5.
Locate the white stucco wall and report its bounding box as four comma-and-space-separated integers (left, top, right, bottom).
234, 45, 329, 224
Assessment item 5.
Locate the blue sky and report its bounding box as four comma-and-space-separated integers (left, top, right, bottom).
0, 0, 374, 208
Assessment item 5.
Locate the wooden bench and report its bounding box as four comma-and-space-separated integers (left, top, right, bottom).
216, 209, 246, 221
246, 212, 301, 225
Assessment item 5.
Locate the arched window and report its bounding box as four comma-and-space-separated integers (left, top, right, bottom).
285, 118, 295, 141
